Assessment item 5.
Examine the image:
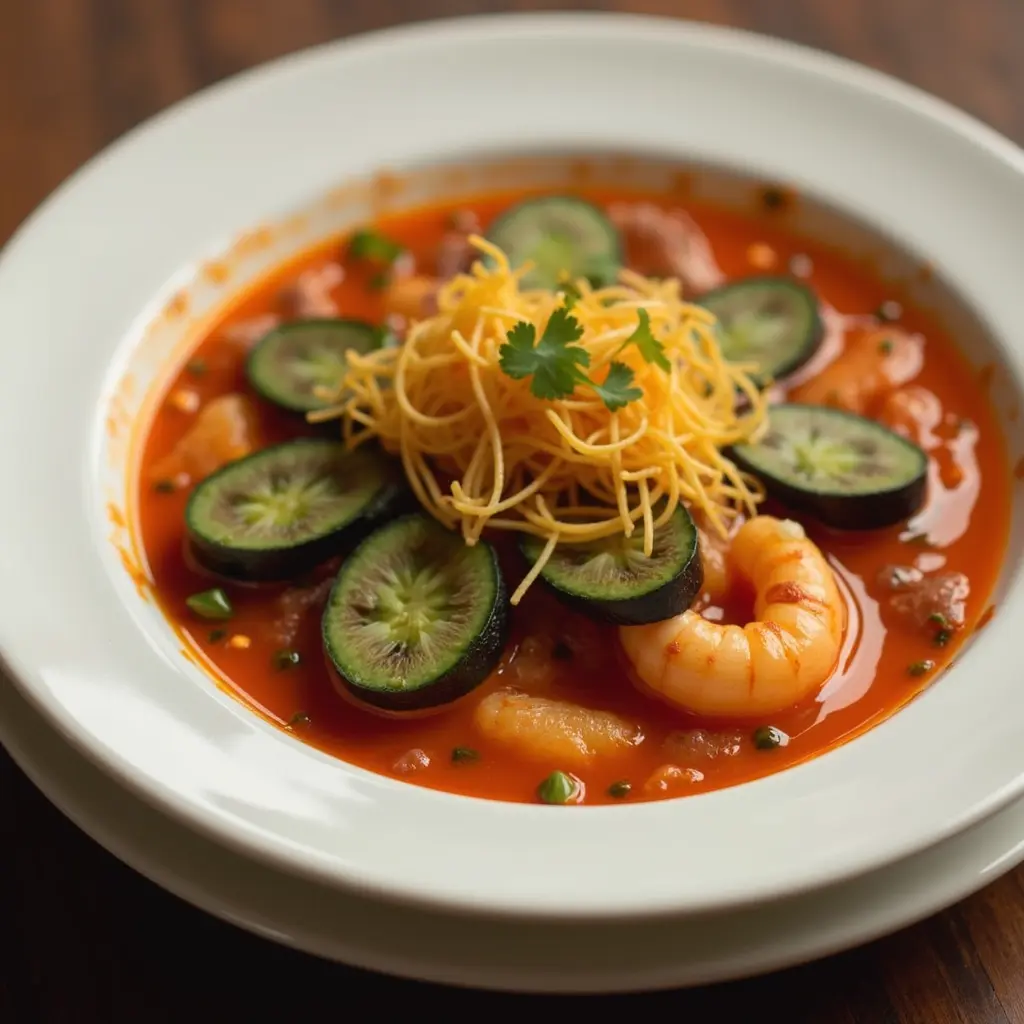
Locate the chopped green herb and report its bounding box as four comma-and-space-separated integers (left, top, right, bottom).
551, 639, 573, 660
618, 308, 670, 371
591, 361, 643, 412
753, 725, 789, 750
934, 628, 952, 647
498, 308, 645, 412
153, 479, 176, 494
287, 711, 311, 729
348, 228, 404, 264
451, 746, 480, 764
875, 300, 902, 323
908, 659, 935, 677
904, 532, 932, 547
208, 629, 227, 643
537, 770, 579, 805
186, 358, 207, 376
368, 270, 391, 291
927, 612, 948, 627
185, 588, 233, 620
499, 308, 589, 402
608, 780, 632, 799
878, 338, 894, 355
273, 649, 302, 671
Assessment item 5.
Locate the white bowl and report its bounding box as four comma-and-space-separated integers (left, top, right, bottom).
1, 12, 1022, 921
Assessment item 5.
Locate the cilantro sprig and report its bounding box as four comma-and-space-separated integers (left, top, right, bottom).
499, 307, 589, 401
619, 308, 670, 372
590, 362, 643, 412
498, 305, 665, 411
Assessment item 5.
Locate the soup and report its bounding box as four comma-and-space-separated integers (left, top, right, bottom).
135, 183, 1010, 806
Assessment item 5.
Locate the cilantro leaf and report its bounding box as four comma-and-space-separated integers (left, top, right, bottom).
497, 322, 539, 379
591, 361, 643, 412
498, 309, 589, 401
623, 309, 670, 371
348, 228, 405, 264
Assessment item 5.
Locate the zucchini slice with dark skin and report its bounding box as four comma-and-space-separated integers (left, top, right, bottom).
729, 403, 928, 530
698, 276, 823, 385
323, 514, 508, 715
485, 195, 622, 290
520, 504, 703, 625
246, 318, 383, 414
185, 439, 405, 582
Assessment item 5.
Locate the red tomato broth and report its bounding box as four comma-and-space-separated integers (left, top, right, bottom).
135, 187, 1012, 805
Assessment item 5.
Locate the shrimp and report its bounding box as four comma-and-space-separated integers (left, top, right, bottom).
877, 385, 943, 448
792, 326, 922, 415
695, 517, 740, 604
474, 689, 642, 767
619, 516, 844, 718
287, 262, 344, 318
149, 393, 258, 486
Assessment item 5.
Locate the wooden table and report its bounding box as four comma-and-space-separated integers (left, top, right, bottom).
3, 1, 1024, 1019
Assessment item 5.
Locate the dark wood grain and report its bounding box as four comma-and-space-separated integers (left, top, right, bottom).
3, 1, 1024, 1020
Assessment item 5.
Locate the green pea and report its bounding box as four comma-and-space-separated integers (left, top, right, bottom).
537, 770, 580, 805
185, 588, 233, 620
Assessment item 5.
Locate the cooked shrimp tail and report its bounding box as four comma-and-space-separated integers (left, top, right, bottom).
620, 516, 844, 718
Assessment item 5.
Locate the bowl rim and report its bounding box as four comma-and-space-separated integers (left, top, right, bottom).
2, 11, 1023, 921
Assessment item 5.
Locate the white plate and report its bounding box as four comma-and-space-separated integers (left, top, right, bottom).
0, 12, 1023, 921
4, 664, 1024, 993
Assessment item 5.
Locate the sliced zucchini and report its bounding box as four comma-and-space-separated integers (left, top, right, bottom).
323, 515, 508, 714
698, 276, 823, 384
185, 439, 403, 581
486, 196, 622, 290
729, 403, 928, 530
246, 319, 382, 414
520, 505, 703, 625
